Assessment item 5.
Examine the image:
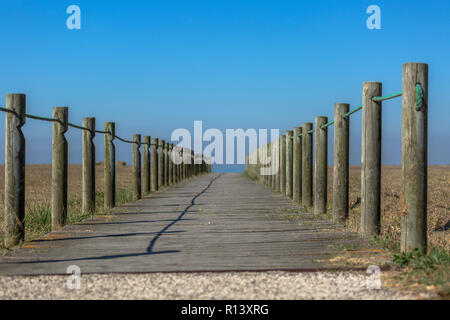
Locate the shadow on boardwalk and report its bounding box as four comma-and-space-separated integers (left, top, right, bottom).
0, 173, 388, 275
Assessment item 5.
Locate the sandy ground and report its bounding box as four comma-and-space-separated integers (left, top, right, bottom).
0, 271, 434, 300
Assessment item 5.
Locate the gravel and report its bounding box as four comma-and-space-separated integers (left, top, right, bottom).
0, 271, 428, 300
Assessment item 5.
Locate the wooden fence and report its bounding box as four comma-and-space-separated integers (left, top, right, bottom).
1, 101, 211, 248
246, 62, 428, 253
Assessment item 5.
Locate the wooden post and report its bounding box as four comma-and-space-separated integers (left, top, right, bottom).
51, 107, 68, 230
151, 138, 158, 191
168, 144, 173, 185
271, 141, 276, 190
361, 82, 382, 235
82, 117, 95, 214
293, 127, 302, 202
181, 148, 185, 180
275, 138, 281, 192
142, 136, 151, 195
175, 146, 180, 183
258, 146, 262, 183
286, 131, 294, 199
4, 94, 26, 247
401, 63, 428, 252
132, 134, 141, 200
187, 150, 191, 179
333, 104, 350, 223
314, 117, 328, 215
104, 122, 116, 209
158, 140, 165, 187
302, 123, 313, 208
191, 150, 194, 178
280, 135, 286, 194
164, 142, 169, 186
265, 143, 272, 187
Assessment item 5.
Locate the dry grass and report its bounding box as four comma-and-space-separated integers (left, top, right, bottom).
326, 166, 450, 253
328, 166, 449, 297
0, 163, 134, 242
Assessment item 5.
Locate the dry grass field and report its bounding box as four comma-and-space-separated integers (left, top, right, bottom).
329, 166, 449, 253
0, 163, 134, 242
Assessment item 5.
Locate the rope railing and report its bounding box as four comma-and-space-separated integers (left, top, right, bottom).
68, 122, 92, 132
114, 134, 137, 144
25, 113, 61, 123
0, 106, 18, 115
341, 105, 362, 119
1, 98, 211, 248
293, 90, 405, 137
372, 92, 402, 102
0, 107, 152, 145
249, 62, 429, 254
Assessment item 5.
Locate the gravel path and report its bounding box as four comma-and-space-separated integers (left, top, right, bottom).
0, 271, 426, 300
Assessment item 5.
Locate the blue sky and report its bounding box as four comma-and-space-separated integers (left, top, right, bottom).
0, 0, 449, 172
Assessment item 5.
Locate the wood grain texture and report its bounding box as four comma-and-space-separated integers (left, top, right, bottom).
0, 174, 379, 275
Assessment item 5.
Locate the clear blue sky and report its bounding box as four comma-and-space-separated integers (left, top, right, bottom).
0, 0, 449, 172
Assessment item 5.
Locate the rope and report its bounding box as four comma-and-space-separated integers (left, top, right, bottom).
114, 135, 138, 144
342, 105, 362, 118
25, 114, 62, 124
95, 129, 110, 134
68, 122, 93, 132
416, 84, 424, 111
320, 120, 334, 129
0, 107, 18, 116
372, 92, 402, 102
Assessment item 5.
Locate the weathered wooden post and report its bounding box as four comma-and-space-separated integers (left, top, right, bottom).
164, 142, 169, 186
190, 150, 194, 178
262, 145, 266, 185
104, 122, 116, 209
258, 146, 263, 183
82, 117, 96, 214
266, 144, 271, 186
51, 107, 69, 230
172, 145, 177, 183
151, 138, 158, 191
132, 134, 141, 200
192, 150, 195, 177
293, 127, 302, 202
181, 148, 185, 180
361, 82, 382, 235
275, 138, 281, 192
168, 144, 173, 185
286, 131, 294, 199
184, 148, 188, 180
270, 141, 277, 190
333, 104, 350, 223
142, 136, 151, 195
302, 123, 313, 208
4, 94, 26, 247
158, 139, 165, 188
280, 135, 286, 194
174, 146, 180, 183
189, 150, 192, 178
401, 63, 428, 252
314, 117, 328, 215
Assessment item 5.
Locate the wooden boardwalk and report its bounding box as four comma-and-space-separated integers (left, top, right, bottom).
0, 173, 386, 275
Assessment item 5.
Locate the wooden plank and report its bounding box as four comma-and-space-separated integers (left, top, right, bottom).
0, 174, 383, 275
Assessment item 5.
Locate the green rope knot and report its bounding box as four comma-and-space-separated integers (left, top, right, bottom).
416, 84, 424, 111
